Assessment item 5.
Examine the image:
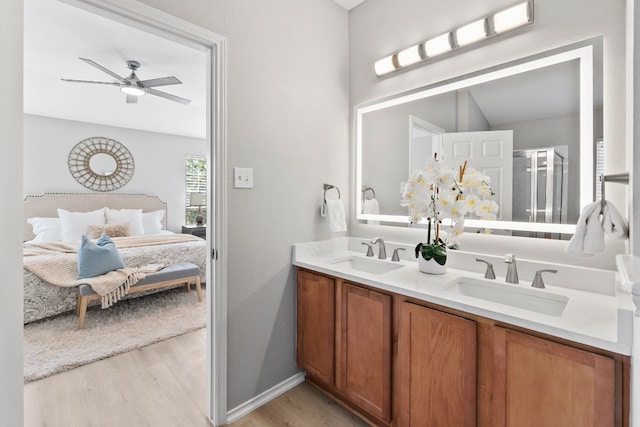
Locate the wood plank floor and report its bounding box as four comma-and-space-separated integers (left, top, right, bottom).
24, 329, 368, 427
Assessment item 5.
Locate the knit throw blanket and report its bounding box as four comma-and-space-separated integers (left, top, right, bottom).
23, 234, 199, 308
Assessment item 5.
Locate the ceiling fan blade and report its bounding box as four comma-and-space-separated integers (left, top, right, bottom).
126, 94, 138, 104
138, 76, 182, 88
147, 88, 191, 105
61, 78, 119, 86
79, 57, 127, 83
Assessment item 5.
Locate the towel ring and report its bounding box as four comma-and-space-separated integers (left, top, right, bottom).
362, 186, 376, 202
323, 184, 341, 203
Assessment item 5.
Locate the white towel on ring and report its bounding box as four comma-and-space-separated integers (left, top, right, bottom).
363, 198, 380, 226
566, 200, 628, 257
602, 200, 628, 239
363, 198, 380, 215
325, 199, 347, 232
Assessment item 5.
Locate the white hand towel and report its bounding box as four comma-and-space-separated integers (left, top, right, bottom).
363, 198, 380, 225
566, 201, 604, 256
325, 199, 347, 232
363, 198, 380, 215
602, 201, 629, 239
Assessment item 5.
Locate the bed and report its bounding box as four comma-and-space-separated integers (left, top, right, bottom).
23, 193, 207, 324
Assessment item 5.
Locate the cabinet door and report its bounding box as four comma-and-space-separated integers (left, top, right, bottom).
493, 328, 615, 427
296, 270, 335, 385
340, 283, 392, 422
397, 301, 477, 427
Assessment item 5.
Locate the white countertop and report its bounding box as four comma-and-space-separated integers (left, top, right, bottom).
294, 238, 634, 355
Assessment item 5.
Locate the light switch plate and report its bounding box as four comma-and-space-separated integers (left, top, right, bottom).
234, 167, 254, 189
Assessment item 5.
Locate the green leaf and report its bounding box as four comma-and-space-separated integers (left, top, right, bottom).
420, 244, 447, 266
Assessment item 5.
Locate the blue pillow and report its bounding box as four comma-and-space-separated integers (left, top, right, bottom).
77, 232, 126, 279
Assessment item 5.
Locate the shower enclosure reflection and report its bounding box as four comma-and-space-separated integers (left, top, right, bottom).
513, 148, 567, 238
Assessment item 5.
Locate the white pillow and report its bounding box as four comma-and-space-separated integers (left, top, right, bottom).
57, 208, 106, 242
142, 210, 165, 234
27, 217, 62, 242
105, 208, 144, 236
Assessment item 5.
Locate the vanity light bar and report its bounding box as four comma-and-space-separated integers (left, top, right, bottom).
374, 0, 533, 77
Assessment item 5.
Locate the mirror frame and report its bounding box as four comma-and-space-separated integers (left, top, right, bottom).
355, 43, 597, 235
68, 136, 135, 192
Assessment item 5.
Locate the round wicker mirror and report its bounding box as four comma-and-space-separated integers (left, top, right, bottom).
68, 137, 135, 191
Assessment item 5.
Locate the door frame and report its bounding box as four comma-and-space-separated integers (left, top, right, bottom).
58, 0, 228, 424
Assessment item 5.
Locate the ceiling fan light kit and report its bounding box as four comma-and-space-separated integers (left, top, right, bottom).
62, 57, 191, 105
120, 85, 146, 96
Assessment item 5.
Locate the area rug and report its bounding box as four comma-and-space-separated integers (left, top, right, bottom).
23, 287, 206, 383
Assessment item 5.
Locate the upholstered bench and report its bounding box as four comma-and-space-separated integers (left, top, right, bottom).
75, 262, 202, 329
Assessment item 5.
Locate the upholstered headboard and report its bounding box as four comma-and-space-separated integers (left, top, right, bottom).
23, 192, 168, 241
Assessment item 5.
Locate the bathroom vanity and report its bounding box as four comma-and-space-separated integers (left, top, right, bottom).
293, 237, 633, 427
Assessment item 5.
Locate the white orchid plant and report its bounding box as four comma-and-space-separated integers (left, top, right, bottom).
401, 155, 499, 265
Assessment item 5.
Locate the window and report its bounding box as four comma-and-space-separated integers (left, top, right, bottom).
595, 138, 604, 201
185, 155, 207, 224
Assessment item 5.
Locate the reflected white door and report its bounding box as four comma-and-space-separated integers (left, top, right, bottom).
442, 130, 513, 221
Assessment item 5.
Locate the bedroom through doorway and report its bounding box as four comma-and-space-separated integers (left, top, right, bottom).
23, 0, 226, 424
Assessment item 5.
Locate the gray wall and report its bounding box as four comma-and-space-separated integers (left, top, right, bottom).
349, 0, 628, 270
24, 114, 207, 232
136, 0, 349, 411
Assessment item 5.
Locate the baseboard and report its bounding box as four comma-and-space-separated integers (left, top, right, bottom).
226, 371, 306, 423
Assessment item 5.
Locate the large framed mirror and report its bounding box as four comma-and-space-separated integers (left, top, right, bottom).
356, 39, 602, 236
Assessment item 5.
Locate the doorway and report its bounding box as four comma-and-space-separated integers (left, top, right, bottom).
22, 0, 227, 424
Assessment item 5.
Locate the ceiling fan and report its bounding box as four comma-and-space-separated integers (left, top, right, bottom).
61, 58, 191, 105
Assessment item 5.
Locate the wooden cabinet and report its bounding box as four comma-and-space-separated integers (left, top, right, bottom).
396, 301, 477, 427
295, 268, 629, 427
340, 283, 392, 422
296, 270, 335, 386
491, 328, 616, 427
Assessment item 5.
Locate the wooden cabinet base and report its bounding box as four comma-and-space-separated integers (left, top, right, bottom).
305, 376, 391, 427
295, 268, 630, 427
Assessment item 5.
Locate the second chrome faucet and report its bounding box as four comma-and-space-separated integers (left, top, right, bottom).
371, 238, 386, 259
504, 253, 519, 284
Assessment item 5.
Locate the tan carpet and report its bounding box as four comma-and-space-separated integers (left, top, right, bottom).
23, 287, 206, 383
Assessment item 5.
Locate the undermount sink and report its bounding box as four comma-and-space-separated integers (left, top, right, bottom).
445, 277, 568, 317
330, 256, 404, 275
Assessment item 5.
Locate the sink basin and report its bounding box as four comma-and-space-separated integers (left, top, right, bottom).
330, 256, 404, 275
445, 277, 568, 317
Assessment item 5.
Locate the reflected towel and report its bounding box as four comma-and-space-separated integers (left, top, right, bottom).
363, 198, 380, 215
566, 200, 628, 257
363, 198, 380, 225
325, 199, 347, 232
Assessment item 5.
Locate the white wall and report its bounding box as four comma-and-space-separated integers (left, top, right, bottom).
136, 0, 349, 411
23, 114, 206, 232
349, 0, 627, 270
0, 0, 24, 425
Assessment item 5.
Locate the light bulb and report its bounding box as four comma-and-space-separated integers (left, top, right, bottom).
424, 33, 452, 57
120, 85, 146, 96
456, 18, 488, 47
493, 2, 531, 33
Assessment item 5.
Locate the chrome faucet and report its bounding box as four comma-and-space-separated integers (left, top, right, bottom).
504, 253, 519, 284
371, 238, 386, 260
361, 242, 374, 257
391, 247, 406, 262
475, 258, 496, 279
531, 269, 557, 289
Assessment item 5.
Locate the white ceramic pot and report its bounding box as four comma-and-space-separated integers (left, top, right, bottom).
418, 255, 447, 275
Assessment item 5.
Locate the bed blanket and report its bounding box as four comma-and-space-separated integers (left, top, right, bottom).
23, 234, 201, 308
